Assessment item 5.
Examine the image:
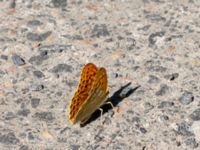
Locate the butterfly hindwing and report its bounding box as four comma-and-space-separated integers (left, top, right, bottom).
74, 67, 109, 124
69, 63, 98, 124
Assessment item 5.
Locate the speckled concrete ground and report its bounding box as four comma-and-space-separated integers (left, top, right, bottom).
0, 0, 200, 150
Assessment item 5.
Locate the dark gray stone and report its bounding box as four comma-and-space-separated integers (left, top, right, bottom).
176, 122, 193, 136
30, 84, 44, 91
179, 91, 194, 105
60, 127, 70, 134
56, 91, 62, 96
185, 138, 199, 148
9, 0, 16, 8
148, 31, 165, 46
29, 53, 48, 65
33, 70, 44, 78
160, 115, 169, 121
190, 108, 200, 121
72, 35, 83, 40
27, 20, 42, 27
155, 84, 169, 96
137, 25, 151, 31
17, 109, 30, 117
148, 75, 160, 84
131, 116, 140, 123
28, 132, 34, 140
33, 112, 54, 122
40, 50, 48, 57
0, 54, 8, 60
165, 35, 183, 42
31, 98, 40, 108
94, 134, 104, 143
38, 44, 72, 53
19, 145, 29, 150
147, 65, 167, 72
12, 54, 25, 66
27, 31, 52, 41
158, 101, 174, 108
145, 14, 166, 22
4, 112, 16, 120
57, 137, 67, 143
51, 0, 67, 8
140, 127, 147, 134
0, 132, 19, 145
164, 73, 179, 81
51, 64, 72, 73
0, 69, 5, 77
71, 145, 80, 150
91, 24, 110, 38
126, 37, 136, 50
144, 102, 154, 113
20, 102, 26, 109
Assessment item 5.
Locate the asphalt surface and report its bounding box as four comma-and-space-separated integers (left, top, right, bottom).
0, 0, 200, 149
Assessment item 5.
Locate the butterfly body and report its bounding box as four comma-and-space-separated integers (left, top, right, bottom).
69, 63, 109, 125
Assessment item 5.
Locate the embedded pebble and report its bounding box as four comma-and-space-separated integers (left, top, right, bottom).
147, 65, 167, 72
51, 0, 67, 8
158, 101, 174, 108
27, 132, 34, 140
179, 91, 194, 105
176, 122, 193, 136
140, 127, 147, 134
4, 112, 16, 120
50, 64, 72, 73
0, 132, 19, 145
29, 54, 48, 65
30, 84, 44, 91
17, 109, 30, 117
27, 20, 42, 27
148, 31, 165, 46
19, 145, 29, 150
26, 31, 52, 41
12, 54, 25, 66
0, 69, 5, 77
33, 112, 54, 122
33, 70, 45, 78
155, 84, 169, 96
91, 24, 110, 38
164, 73, 179, 81
190, 108, 200, 121
0, 55, 8, 60
159, 115, 169, 121
184, 138, 199, 149
143, 102, 154, 113
148, 75, 160, 84
31, 98, 40, 108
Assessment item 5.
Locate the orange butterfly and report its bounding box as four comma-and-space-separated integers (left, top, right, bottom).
69, 63, 109, 125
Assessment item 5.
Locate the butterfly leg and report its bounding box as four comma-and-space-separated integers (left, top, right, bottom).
105, 101, 114, 109
105, 101, 120, 116
98, 108, 104, 126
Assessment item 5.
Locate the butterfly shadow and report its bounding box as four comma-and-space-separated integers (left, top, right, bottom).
80, 82, 140, 127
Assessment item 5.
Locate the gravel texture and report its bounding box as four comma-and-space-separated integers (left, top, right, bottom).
0, 0, 200, 150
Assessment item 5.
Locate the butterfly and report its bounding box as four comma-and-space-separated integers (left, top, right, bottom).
69, 63, 109, 125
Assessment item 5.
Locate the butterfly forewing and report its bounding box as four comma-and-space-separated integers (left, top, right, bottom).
74, 67, 109, 124
69, 63, 98, 124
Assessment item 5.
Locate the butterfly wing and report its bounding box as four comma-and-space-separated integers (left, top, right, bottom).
69, 63, 98, 124
74, 67, 109, 124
